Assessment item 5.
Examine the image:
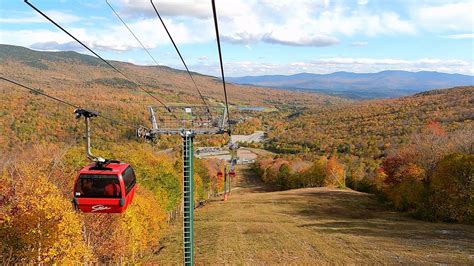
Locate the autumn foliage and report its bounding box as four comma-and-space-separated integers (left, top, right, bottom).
255, 155, 345, 189
255, 120, 473, 224
430, 153, 473, 223
232, 117, 262, 135
1, 44, 473, 264
0, 143, 213, 263
380, 123, 473, 222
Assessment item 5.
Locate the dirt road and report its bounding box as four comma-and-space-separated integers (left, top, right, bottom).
196, 148, 258, 163
151, 165, 474, 264
231, 131, 265, 143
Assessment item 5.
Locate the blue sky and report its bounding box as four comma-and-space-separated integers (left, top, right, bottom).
1, 0, 473, 76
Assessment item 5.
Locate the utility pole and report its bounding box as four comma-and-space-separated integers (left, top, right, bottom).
227, 142, 238, 197
139, 105, 228, 266
223, 165, 228, 201
228, 167, 231, 195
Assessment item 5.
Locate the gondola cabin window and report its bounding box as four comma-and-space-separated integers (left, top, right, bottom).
75, 175, 122, 198
122, 166, 137, 195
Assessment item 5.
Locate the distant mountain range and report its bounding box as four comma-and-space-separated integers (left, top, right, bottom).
1, 44, 342, 107
227, 71, 474, 99
3, 44, 472, 100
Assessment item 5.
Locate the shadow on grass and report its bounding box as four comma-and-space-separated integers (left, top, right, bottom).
291, 189, 474, 244
298, 219, 474, 243
234, 165, 280, 193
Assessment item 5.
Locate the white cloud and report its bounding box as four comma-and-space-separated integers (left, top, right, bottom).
443, 33, 474, 39
0, 17, 45, 24
197, 55, 209, 61
0, 10, 81, 24
43, 10, 82, 23
0, 16, 212, 52
415, 1, 474, 32
108, 0, 415, 48
0, 0, 470, 53
0, 0, 419, 51
0, 28, 137, 52
30, 41, 84, 51
119, 0, 212, 19
262, 33, 339, 47
0, 29, 73, 49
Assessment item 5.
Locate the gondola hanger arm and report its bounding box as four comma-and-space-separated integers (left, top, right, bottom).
74, 108, 106, 163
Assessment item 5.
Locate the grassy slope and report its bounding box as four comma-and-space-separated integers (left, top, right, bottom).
152, 164, 474, 264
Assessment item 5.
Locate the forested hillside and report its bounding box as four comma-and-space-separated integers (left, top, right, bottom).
0, 44, 342, 150
1, 44, 472, 263
252, 86, 473, 222
265, 86, 472, 158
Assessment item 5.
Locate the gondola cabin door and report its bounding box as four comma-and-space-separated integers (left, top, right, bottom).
73, 163, 137, 213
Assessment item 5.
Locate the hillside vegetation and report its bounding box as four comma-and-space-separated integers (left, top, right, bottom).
0, 44, 338, 263
252, 86, 473, 222
0, 44, 342, 150
1, 45, 473, 263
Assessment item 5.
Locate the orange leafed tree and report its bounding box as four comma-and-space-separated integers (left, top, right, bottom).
326, 155, 345, 187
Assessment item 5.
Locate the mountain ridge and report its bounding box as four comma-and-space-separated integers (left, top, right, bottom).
0, 44, 342, 109
2, 43, 472, 102
228, 70, 474, 99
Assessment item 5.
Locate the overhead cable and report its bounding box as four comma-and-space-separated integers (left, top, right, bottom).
106, 0, 160, 67
1, 76, 140, 129
24, 0, 171, 112
211, 0, 230, 124
150, 0, 211, 112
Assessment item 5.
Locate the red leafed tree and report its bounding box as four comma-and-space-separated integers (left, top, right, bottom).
426, 120, 445, 136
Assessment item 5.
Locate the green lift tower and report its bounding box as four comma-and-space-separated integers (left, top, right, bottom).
138, 105, 228, 265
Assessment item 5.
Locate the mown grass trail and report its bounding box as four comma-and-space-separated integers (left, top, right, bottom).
150, 165, 474, 264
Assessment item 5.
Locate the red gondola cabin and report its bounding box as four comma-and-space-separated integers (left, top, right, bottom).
228, 170, 236, 177
73, 162, 137, 213
217, 171, 223, 178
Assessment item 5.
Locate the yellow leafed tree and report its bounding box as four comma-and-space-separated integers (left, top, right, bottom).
1, 162, 93, 264
117, 188, 166, 263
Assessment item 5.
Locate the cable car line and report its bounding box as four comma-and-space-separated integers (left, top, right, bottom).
150, 0, 211, 113
105, 0, 160, 67
0, 76, 140, 129
211, 0, 230, 125
2, 75, 141, 213
2, 76, 79, 109
24, 0, 171, 113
